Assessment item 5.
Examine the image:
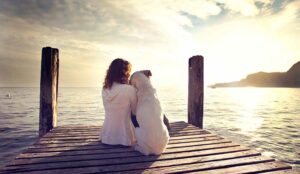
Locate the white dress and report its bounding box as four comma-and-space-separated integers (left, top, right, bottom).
101, 82, 137, 146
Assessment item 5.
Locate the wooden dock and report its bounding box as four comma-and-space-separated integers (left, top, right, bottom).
0, 121, 297, 174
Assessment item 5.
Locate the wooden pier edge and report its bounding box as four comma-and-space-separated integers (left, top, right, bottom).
0, 50, 298, 173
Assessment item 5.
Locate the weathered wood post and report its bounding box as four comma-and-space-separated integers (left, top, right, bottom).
39, 47, 59, 137
188, 55, 204, 128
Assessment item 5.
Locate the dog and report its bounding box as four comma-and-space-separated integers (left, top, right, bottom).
130, 70, 170, 155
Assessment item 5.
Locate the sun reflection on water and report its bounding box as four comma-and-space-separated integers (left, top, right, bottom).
228, 88, 264, 133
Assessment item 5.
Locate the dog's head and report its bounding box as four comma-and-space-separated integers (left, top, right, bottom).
130, 70, 152, 89
141, 70, 152, 78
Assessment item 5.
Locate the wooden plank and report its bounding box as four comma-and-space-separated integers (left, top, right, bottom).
49, 121, 190, 131
35, 133, 218, 146
17, 143, 244, 159
170, 136, 222, 144
188, 161, 293, 174
167, 140, 234, 149
52, 121, 186, 128
169, 131, 211, 137
42, 129, 208, 139
96, 156, 274, 173
36, 131, 211, 143
34, 139, 100, 145
4, 150, 261, 173
3, 155, 273, 174
28, 137, 225, 152
48, 127, 196, 134
35, 134, 220, 144
45, 129, 198, 136
32, 141, 103, 148
50, 124, 197, 131
31, 135, 221, 149
24, 141, 236, 156
51, 120, 181, 127
142, 156, 276, 173
41, 130, 210, 141
11, 146, 253, 166
45, 127, 201, 137
169, 134, 219, 140
262, 169, 300, 174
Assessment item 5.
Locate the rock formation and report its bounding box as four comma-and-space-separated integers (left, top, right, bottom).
211, 61, 300, 87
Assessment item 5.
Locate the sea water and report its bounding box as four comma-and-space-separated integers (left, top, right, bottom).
0, 87, 299, 169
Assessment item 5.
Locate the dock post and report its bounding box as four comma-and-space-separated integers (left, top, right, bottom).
188, 55, 204, 128
39, 47, 59, 137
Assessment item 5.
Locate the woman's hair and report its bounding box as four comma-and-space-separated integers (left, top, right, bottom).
103, 58, 131, 89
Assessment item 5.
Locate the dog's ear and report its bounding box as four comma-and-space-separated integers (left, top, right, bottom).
142, 70, 152, 78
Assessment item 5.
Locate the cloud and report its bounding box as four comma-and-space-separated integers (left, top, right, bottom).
269, 0, 300, 29
213, 0, 276, 16
217, 0, 260, 16
0, 0, 299, 87
194, 0, 300, 84
0, 0, 104, 31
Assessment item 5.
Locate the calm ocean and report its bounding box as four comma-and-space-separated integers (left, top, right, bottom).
0, 87, 299, 169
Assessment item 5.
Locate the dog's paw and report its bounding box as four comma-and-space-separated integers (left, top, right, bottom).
134, 145, 151, 156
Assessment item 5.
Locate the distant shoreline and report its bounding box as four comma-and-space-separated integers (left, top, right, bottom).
211, 61, 300, 88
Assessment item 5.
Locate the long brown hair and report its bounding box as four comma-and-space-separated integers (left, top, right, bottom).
103, 58, 131, 89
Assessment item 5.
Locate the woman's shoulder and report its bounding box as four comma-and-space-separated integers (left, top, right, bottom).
121, 84, 136, 92
112, 83, 135, 92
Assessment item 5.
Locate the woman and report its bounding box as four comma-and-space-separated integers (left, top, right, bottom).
101, 58, 137, 146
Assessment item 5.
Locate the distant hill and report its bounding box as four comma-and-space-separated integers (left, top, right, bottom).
211, 61, 300, 87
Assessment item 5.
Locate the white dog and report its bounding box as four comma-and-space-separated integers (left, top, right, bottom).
130, 71, 170, 155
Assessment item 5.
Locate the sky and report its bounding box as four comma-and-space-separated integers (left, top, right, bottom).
0, 0, 299, 88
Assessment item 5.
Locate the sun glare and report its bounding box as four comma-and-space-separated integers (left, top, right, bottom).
229, 88, 264, 132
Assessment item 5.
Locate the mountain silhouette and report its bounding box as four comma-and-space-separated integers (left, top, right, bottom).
211, 61, 300, 87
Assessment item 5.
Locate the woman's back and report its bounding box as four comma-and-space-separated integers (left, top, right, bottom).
101, 83, 137, 146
